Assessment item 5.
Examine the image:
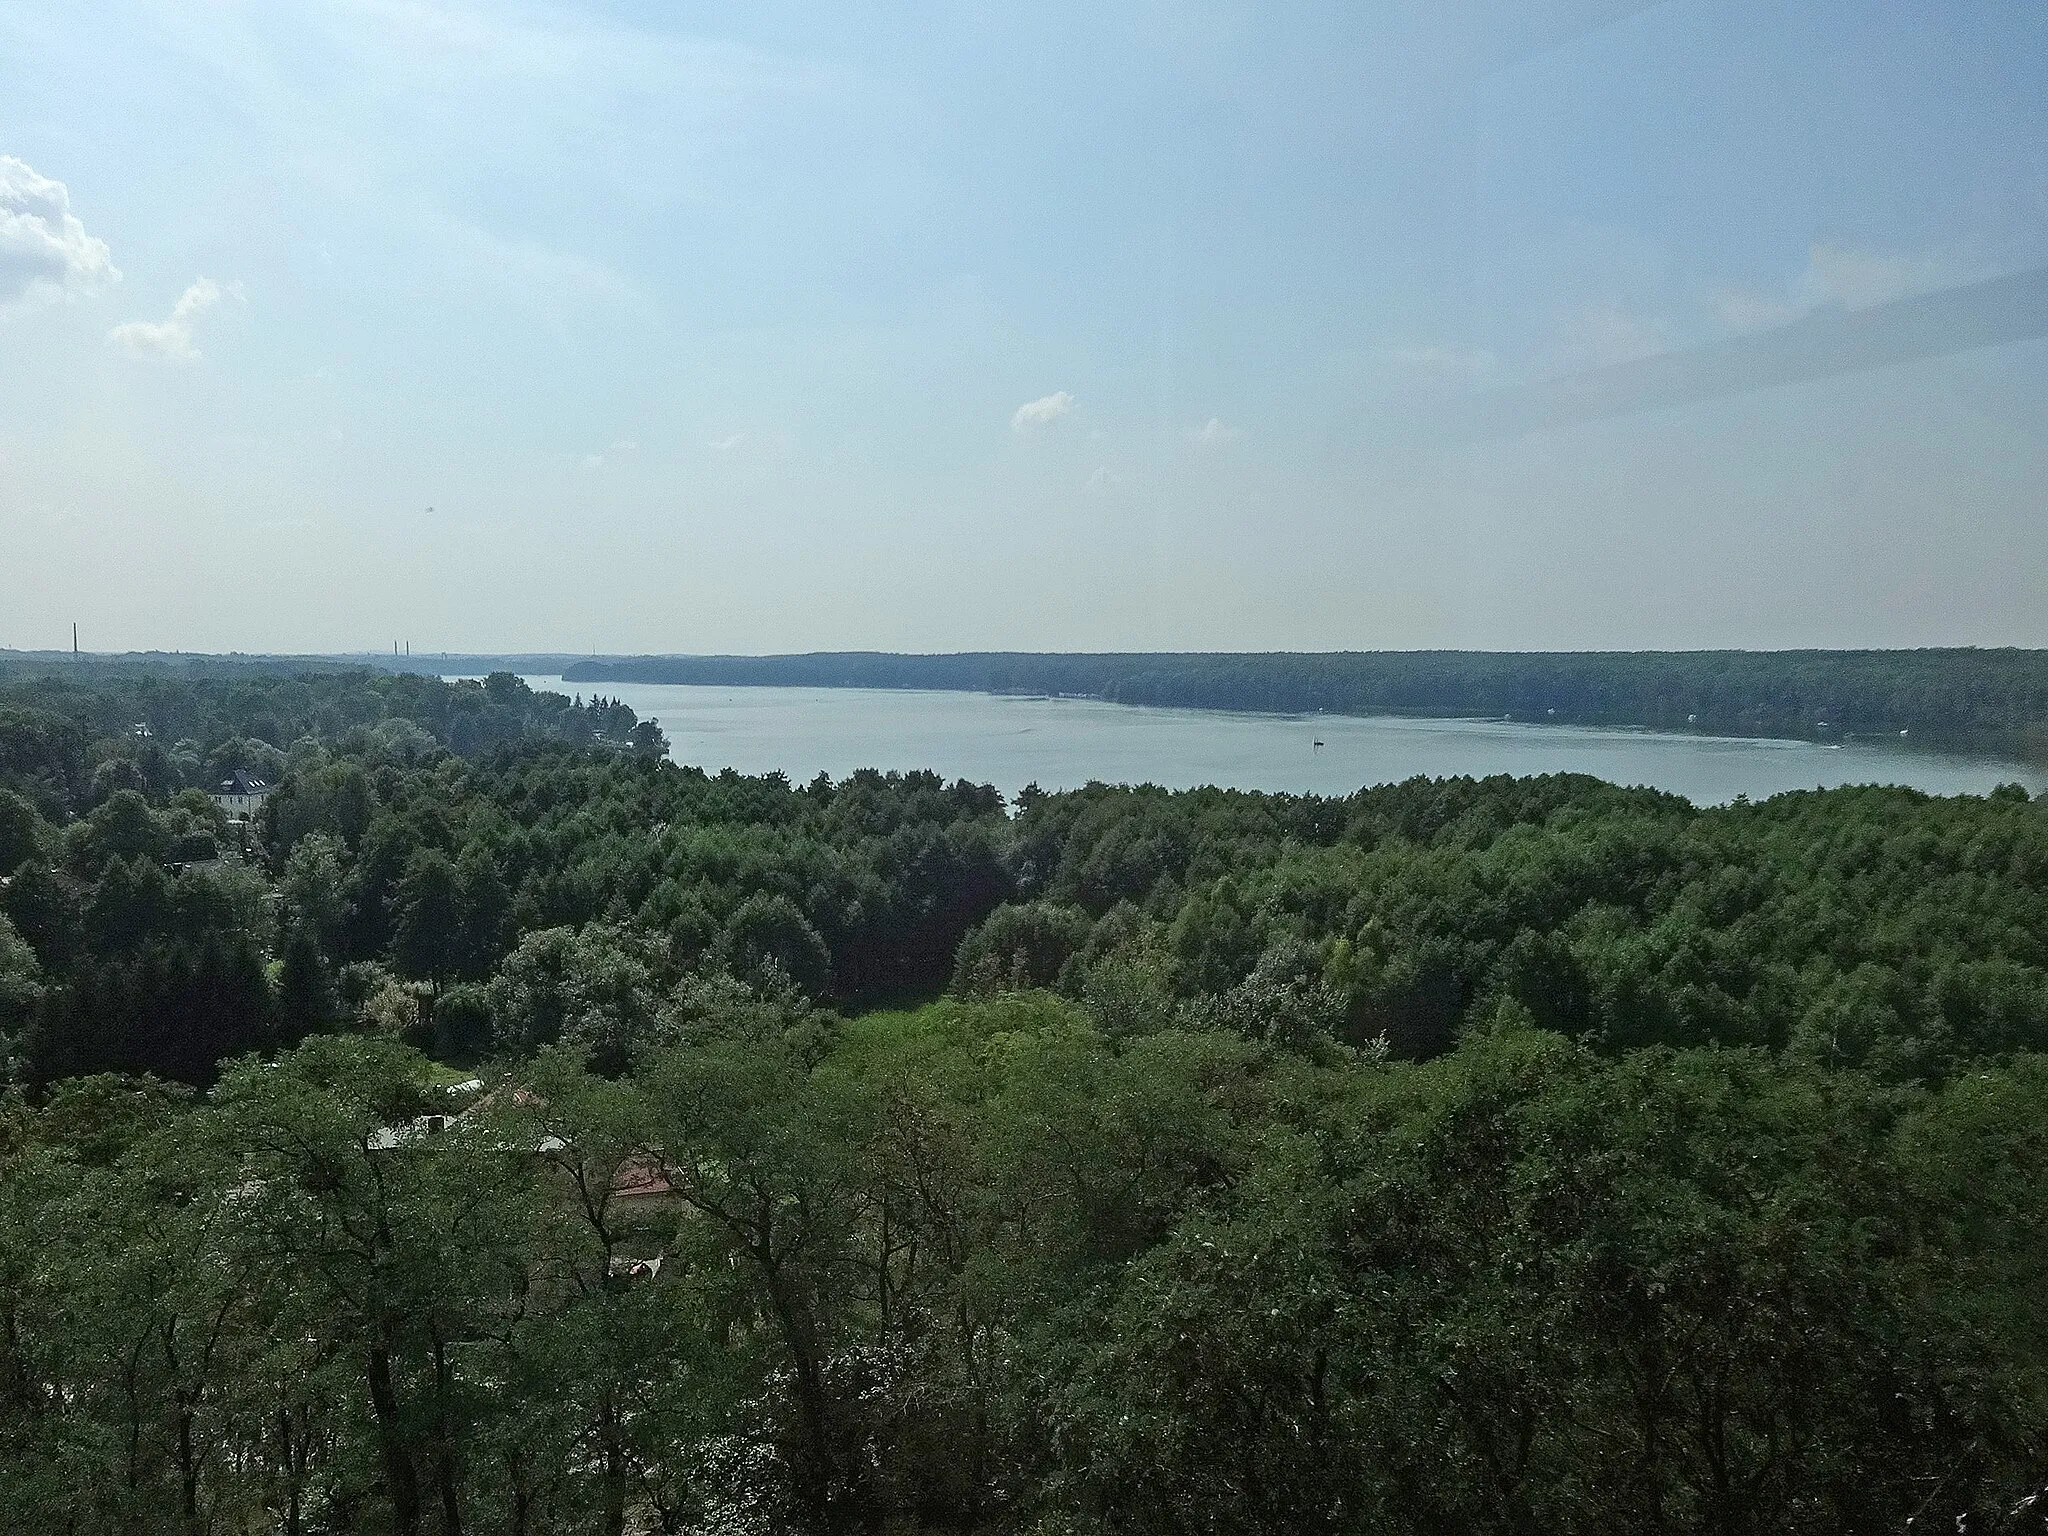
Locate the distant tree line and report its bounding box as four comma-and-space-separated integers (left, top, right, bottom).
0, 667, 663, 818
564, 647, 2048, 746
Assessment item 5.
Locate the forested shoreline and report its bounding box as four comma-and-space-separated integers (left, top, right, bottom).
2, 666, 2046, 1534
562, 648, 2048, 748
14, 647, 2048, 749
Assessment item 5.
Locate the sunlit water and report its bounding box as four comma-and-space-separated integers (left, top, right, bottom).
474, 678, 2048, 807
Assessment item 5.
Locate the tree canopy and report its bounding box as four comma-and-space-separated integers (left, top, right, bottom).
0, 664, 2044, 1533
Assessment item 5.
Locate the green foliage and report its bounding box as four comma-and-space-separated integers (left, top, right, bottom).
0, 665, 2045, 1532
0, 1001, 2043, 1533
0, 663, 667, 821
712, 890, 833, 998
391, 847, 464, 987
950, 899, 1091, 994
274, 916, 339, 1040
279, 829, 351, 944
0, 913, 41, 1078
486, 924, 666, 1075
0, 789, 47, 874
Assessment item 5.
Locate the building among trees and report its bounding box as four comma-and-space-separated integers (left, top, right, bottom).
209, 768, 272, 820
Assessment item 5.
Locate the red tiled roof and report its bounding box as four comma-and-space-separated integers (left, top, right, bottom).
610, 1152, 676, 1199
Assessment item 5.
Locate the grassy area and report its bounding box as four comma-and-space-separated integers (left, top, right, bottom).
838, 982, 948, 1019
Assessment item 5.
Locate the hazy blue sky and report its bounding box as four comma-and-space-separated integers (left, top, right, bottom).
3, 0, 2046, 654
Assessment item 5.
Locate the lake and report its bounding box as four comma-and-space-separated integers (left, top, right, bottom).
489, 678, 2048, 806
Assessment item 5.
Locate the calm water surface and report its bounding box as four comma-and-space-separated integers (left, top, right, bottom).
495, 679, 2048, 806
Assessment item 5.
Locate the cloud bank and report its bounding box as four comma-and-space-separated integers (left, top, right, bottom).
0, 156, 118, 316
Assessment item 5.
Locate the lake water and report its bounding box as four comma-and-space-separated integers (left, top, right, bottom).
490, 678, 2048, 806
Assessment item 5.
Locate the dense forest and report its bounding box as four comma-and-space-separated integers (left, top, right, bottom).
0, 663, 664, 817
1, 666, 2046, 1534
563, 648, 2048, 747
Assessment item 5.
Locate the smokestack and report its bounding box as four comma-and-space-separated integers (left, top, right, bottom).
72, 623, 78, 655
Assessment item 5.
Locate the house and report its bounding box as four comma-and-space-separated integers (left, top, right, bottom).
608, 1150, 684, 1212
210, 769, 273, 820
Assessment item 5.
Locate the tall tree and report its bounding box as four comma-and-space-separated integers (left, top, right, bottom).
391, 849, 463, 995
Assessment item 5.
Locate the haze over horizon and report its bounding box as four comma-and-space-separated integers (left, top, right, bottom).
5, 0, 2047, 657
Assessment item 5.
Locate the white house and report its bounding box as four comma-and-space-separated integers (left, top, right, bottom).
210, 769, 273, 820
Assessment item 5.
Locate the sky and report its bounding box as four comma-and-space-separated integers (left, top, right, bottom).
2, 0, 2046, 655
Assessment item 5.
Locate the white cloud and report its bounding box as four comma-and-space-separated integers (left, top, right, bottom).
1547, 300, 1672, 373
1372, 342, 1497, 377
1714, 289, 1801, 335
108, 277, 240, 360
1185, 415, 1241, 446
584, 437, 638, 469
1718, 240, 1964, 335
0, 156, 118, 316
704, 428, 795, 461
1806, 240, 1954, 310
1011, 390, 1076, 432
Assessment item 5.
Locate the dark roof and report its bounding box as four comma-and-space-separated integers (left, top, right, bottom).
215, 770, 272, 795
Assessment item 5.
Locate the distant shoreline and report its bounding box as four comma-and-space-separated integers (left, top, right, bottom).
5, 647, 2046, 756
547, 649, 2048, 754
